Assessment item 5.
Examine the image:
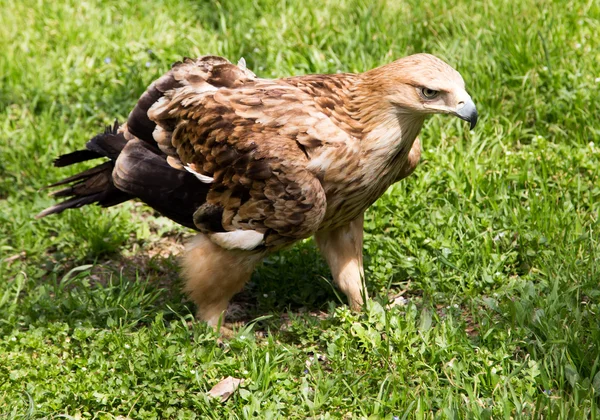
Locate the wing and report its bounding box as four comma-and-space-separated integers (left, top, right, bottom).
141, 57, 360, 249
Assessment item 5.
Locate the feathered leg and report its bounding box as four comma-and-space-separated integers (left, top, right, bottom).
314, 214, 367, 310
181, 234, 263, 325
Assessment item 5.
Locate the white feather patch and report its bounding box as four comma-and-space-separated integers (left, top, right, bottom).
184, 165, 214, 183
237, 57, 246, 69
210, 230, 265, 250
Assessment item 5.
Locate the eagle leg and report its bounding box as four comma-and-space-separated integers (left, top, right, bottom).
314, 214, 367, 310
181, 234, 264, 325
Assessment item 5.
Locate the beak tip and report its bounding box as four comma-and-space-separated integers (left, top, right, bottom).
469, 115, 478, 130
456, 98, 478, 131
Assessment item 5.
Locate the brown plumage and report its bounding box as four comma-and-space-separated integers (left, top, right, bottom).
38, 53, 477, 325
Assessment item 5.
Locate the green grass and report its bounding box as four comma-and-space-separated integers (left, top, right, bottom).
1, 0, 600, 417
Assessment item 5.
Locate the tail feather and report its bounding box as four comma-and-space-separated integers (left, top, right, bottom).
53, 150, 102, 167
35, 191, 118, 219
50, 121, 124, 168
36, 122, 132, 219
38, 120, 208, 229
85, 121, 128, 158
45, 161, 112, 190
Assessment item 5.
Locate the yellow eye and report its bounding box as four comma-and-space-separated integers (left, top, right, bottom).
421, 88, 439, 99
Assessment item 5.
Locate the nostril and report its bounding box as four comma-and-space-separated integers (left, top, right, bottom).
457, 101, 465, 109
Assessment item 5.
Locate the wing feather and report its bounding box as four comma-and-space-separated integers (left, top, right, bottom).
140, 56, 356, 248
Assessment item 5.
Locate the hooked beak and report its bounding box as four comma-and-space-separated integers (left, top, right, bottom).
455, 97, 478, 130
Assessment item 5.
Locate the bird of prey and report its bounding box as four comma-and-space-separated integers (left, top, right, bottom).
37, 53, 477, 325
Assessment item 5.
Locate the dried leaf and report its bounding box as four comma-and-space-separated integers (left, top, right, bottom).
207, 376, 243, 402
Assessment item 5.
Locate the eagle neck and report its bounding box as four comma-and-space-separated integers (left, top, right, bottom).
356, 101, 425, 178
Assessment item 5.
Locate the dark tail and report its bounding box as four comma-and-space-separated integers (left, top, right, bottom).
37, 121, 209, 230
35, 121, 132, 219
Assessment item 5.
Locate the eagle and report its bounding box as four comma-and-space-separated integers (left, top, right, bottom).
37, 53, 477, 325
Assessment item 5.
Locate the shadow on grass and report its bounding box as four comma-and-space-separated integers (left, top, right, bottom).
29, 237, 342, 331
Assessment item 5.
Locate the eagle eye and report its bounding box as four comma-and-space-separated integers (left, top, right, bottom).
420, 88, 440, 99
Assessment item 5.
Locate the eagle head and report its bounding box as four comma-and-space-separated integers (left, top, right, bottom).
364, 53, 478, 130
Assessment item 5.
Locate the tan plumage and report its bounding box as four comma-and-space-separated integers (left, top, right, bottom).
38, 53, 477, 325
